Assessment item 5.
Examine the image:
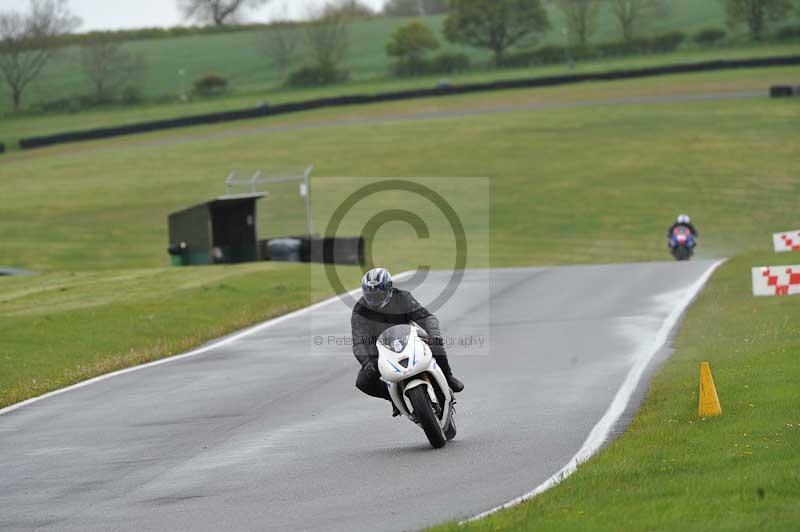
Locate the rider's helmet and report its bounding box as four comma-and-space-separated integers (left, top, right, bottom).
677, 214, 691, 225
361, 268, 393, 310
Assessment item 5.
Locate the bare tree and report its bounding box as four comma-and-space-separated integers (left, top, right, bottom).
256, 22, 300, 78
611, 0, 666, 41
0, 0, 79, 112
557, 0, 602, 47
178, 0, 269, 26
81, 41, 147, 102
304, 6, 351, 69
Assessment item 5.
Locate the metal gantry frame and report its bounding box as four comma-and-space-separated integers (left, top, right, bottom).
224, 165, 314, 237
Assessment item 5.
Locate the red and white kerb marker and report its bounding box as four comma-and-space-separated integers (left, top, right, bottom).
752, 265, 800, 296
773, 230, 800, 253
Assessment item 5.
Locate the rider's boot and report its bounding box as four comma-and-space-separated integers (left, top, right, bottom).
434, 355, 464, 393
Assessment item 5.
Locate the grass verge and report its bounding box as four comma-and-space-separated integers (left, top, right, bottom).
0, 264, 361, 408
430, 251, 800, 531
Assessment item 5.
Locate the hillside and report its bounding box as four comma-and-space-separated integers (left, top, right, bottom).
2, 0, 797, 116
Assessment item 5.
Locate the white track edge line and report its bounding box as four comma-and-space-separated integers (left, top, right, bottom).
0, 270, 413, 417
464, 259, 726, 523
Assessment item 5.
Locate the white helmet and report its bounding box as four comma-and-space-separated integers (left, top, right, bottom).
677, 214, 691, 224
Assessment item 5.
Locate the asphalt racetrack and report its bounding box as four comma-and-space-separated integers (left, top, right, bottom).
0, 261, 718, 531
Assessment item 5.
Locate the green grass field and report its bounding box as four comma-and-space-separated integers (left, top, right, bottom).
0, 0, 798, 147
2, 66, 797, 272
1, 41, 798, 149
1, 65, 799, 529
12, 0, 795, 105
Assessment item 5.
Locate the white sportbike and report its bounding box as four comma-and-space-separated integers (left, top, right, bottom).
377, 323, 457, 449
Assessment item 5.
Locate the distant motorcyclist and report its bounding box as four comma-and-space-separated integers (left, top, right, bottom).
667, 214, 698, 239
352, 268, 464, 416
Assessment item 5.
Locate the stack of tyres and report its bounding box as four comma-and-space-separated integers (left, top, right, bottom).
267, 238, 303, 262
770, 85, 797, 98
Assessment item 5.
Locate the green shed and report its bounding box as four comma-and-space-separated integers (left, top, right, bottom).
167, 193, 265, 266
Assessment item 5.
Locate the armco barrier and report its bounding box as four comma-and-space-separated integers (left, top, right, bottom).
19, 54, 800, 150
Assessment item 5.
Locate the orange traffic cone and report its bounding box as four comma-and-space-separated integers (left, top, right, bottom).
699, 362, 722, 417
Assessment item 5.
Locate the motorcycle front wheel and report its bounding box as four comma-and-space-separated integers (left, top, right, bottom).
407, 386, 446, 449
444, 416, 457, 441
673, 246, 691, 261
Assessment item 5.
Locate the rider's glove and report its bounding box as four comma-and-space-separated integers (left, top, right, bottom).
362, 359, 380, 380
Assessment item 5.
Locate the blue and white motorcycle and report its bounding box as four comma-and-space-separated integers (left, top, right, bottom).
377, 323, 457, 449
669, 226, 696, 261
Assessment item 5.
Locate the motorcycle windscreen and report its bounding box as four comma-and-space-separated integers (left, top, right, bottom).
378, 324, 413, 353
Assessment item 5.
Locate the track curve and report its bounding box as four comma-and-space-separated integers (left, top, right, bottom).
0, 261, 717, 532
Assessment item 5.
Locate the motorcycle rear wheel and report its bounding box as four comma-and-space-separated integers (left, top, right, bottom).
407, 386, 446, 449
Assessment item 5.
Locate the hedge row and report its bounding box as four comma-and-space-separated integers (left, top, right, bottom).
19, 54, 800, 150
391, 53, 472, 77
500, 32, 689, 68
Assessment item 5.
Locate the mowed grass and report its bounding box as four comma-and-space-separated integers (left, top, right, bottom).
431, 251, 800, 531
0, 263, 364, 407
1, 67, 798, 274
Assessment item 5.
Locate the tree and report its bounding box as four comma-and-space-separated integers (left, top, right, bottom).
611, 0, 667, 41
304, 7, 350, 69
386, 21, 439, 75
178, 0, 269, 26
724, 0, 794, 40
256, 22, 300, 78
444, 0, 550, 65
81, 41, 146, 102
386, 21, 439, 61
0, 0, 79, 112
384, 0, 449, 16
557, 0, 602, 47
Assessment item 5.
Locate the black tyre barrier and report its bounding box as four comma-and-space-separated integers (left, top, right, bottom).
302, 237, 364, 266
260, 236, 364, 266
770, 85, 799, 97
0, 142, 4, 154
19, 54, 800, 151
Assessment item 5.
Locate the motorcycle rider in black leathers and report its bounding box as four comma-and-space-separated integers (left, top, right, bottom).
667, 214, 698, 239
352, 268, 464, 416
